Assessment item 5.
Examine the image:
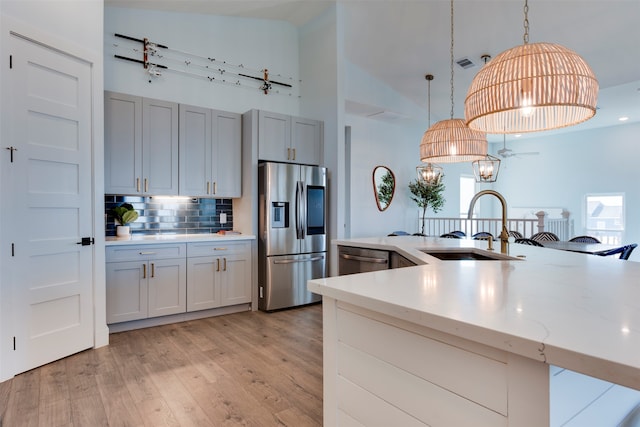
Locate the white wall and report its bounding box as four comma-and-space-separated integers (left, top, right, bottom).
0, 0, 105, 381
104, 7, 302, 115
299, 5, 342, 274
492, 121, 640, 260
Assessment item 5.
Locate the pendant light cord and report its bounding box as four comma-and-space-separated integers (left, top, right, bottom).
427, 75, 432, 125
523, 0, 529, 45
449, 0, 454, 120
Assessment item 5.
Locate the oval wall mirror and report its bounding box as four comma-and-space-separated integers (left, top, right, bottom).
373, 166, 396, 211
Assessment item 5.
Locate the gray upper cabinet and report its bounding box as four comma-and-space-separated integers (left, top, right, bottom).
104, 91, 179, 195
179, 104, 241, 197
211, 110, 242, 197
291, 116, 322, 165
143, 98, 179, 195
104, 92, 142, 194
258, 110, 322, 165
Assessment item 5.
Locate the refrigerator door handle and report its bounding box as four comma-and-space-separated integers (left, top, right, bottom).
296, 181, 305, 239
273, 256, 325, 265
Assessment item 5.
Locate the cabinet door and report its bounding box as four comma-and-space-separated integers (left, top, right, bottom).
220, 253, 251, 306
179, 104, 211, 196
212, 110, 241, 197
148, 258, 187, 318
258, 110, 291, 162
106, 260, 147, 323
143, 98, 179, 195
187, 256, 220, 311
104, 91, 142, 194
291, 117, 322, 165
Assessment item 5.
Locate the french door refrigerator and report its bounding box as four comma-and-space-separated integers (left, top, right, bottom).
258, 162, 327, 311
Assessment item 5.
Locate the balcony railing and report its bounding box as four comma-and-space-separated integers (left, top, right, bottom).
421, 210, 574, 240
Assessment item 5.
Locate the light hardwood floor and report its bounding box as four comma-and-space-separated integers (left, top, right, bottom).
0, 304, 323, 426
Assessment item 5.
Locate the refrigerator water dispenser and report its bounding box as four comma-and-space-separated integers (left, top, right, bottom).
271, 202, 288, 228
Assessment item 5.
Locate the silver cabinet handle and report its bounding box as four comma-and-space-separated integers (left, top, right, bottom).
139, 251, 157, 255
213, 247, 228, 251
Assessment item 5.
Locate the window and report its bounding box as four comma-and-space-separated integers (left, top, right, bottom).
460, 176, 476, 218
585, 193, 624, 245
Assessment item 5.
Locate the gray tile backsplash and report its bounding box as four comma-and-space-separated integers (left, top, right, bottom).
105, 195, 233, 236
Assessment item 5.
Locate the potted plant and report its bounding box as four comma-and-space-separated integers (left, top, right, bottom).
111, 203, 139, 237
408, 176, 445, 236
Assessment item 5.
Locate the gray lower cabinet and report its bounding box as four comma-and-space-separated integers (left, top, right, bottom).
106, 241, 252, 325
186, 241, 252, 311
106, 244, 187, 324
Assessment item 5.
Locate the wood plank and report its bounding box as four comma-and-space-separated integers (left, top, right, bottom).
38, 362, 72, 426
0, 304, 323, 426
3, 369, 40, 426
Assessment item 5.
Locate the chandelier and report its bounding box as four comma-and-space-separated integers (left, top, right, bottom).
464, 0, 598, 134
417, 74, 443, 185
472, 154, 501, 183
420, 0, 487, 163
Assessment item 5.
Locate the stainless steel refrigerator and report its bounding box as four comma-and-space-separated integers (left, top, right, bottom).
258, 162, 327, 311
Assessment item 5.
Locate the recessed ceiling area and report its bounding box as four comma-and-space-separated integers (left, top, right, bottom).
105, 0, 640, 141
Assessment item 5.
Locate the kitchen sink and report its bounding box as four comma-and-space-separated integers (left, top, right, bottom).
420, 250, 520, 261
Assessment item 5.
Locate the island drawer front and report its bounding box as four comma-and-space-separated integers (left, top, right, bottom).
187, 241, 249, 258
106, 244, 187, 262
336, 348, 507, 427
336, 308, 508, 420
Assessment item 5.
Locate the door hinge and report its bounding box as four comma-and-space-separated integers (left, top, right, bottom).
11, 243, 14, 256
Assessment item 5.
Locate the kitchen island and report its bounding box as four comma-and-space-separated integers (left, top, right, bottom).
308, 236, 640, 426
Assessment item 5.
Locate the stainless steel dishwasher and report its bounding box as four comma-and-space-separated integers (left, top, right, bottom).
338, 246, 389, 275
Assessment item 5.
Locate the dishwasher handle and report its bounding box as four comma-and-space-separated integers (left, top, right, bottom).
340, 253, 388, 264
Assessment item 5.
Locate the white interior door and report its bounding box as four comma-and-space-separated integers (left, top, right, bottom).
5, 32, 94, 374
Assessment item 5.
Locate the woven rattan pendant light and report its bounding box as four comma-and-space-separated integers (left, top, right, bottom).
420, 0, 487, 164
464, 0, 598, 134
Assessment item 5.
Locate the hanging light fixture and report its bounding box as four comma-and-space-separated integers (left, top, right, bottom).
417, 162, 443, 184
472, 154, 501, 183
417, 74, 443, 184
464, 0, 598, 134
420, 0, 487, 164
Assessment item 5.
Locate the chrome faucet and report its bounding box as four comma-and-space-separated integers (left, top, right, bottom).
467, 190, 509, 254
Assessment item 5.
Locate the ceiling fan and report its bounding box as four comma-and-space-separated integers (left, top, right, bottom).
496, 135, 540, 158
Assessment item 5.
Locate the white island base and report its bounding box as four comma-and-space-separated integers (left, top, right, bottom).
320, 298, 640, 426
310, 235, 640, 426
321, 298, 550, 427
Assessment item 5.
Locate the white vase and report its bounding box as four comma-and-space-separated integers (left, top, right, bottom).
116, 225, 130, 237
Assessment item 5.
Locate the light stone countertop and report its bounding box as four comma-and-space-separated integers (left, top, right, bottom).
309, 235, 640, 390
105, 233, 256, 246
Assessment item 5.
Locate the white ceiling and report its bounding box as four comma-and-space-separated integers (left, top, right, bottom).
105, 0, 640, 141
